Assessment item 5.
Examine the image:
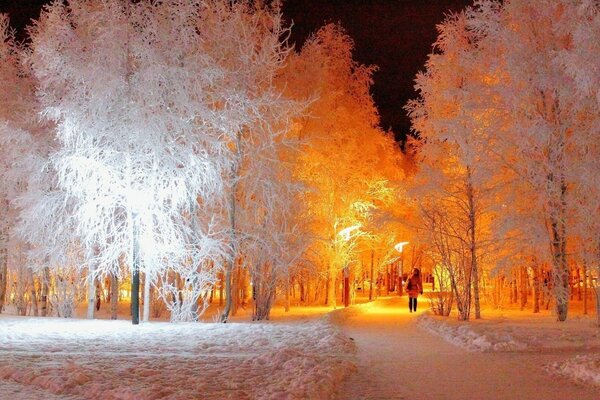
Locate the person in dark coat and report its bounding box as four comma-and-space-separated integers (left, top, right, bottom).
405, 268, 423, 312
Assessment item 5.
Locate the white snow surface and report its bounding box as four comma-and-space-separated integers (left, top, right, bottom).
546, 355, 600, 388
417, 313, 528, 352
417, 310, 600, 353
0, 315, 355, 399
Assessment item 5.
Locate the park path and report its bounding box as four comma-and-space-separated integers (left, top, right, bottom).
334, 297, 599, 400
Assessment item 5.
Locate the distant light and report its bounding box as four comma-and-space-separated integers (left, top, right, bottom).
338, 225, 361, 241
395, 241, 409, 252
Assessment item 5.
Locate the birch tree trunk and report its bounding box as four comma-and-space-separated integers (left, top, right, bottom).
0, 246, 7, 313
131, 214, 140, 325
299, 274, 305, 303
29, 269, 38, 317
86, 266, 95, 319
221, 133, 241, 323
41, 267, 50, 316
533, 262, 540, 313
520, 266, 528, 311
583, 260, 588, 315
232, 262, 242, 316
253, 261, 277, 321
326, 262, 337, 307
110, 273, 118, 320
576, 268, 582, 301
284, 275, 290, 312
594, 284, 600, 327
369, 249, 374, 301
143, 271, 150, 322
549, 195, 569, 322
219, 271, 224, 306
466, 167, 480, 319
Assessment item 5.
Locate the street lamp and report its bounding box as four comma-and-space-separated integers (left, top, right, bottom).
394, 241, 409, 253
338, 224, 361, 307
395, 241, 409, 296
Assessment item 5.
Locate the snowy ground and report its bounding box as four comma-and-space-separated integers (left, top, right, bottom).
416, 304, 600, 389
2, 297, 600, 399
0, 314, 355, 399
332, 297, 600, 400
417, 307, 600, 352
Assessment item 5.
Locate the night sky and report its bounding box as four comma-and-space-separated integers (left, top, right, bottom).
0, 0, 473, 142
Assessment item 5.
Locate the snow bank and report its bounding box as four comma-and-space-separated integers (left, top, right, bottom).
416, 314, 527, 352
545, 355, 600, 388
0, 315, 355, 399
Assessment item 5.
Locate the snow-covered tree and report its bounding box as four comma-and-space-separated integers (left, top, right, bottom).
0, 14, 51, 314
555, 0, 600, 325
283, 23, 401, 307
465, 0, 592, 321
409, 0, 597, 322
186, 0, 306, 322
407, 11, 502, 320
27, 0, 228, 324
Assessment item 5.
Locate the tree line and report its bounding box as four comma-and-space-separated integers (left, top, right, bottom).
1, 0, 599, 326
0, 0, 400, 324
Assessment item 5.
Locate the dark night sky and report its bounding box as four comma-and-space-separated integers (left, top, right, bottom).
0, 0, 473, 142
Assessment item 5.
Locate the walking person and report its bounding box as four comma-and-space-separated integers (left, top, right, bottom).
405, 268, 423, 313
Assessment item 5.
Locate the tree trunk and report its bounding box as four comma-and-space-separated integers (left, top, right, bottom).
221, 133, 241, 323
550, 213, 569, 321
520, 266, 528, 311
143, 271, 150, 322
369, 249, 375, 301
398, 251, 404, 297
231, 261, 241, 316
583, 260, 588, 315
361, 270, 365, 297
494, 275, 504, 308
221, 259, 234, 322
15, 265, 27, 316
87, 266, 95, 319
533, 263, 540, 313
569, 270, 574, 301
219, 271, 224, 306
299, 274, 305, 303
0, 246, 8, 313
594, 285, 600, 327
546, 165, 569, 321
111, 273, 118, 320
41, 267, 50, 316
315, 276, 323, 303
29, 269, 38, 317
284, 275, 290, 312
131, 215, 140, 325
512, 275, 518, 304
326, 263, 336, 307
252, 261, 277, 321
292, 276, 296, 300
387, 264, 392, 295
576, 268, 582, 301
343, 265, 350, 307
466, 167, 480, 319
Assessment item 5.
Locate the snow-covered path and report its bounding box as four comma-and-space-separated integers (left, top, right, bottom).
334, 297, 600, 400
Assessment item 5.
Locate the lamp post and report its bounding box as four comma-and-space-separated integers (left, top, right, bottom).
395, 241, 409, 296
339, 225, 360, 307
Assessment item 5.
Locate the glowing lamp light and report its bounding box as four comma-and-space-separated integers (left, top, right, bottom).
395, 241, 409, 252
338, 224, 361, 241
